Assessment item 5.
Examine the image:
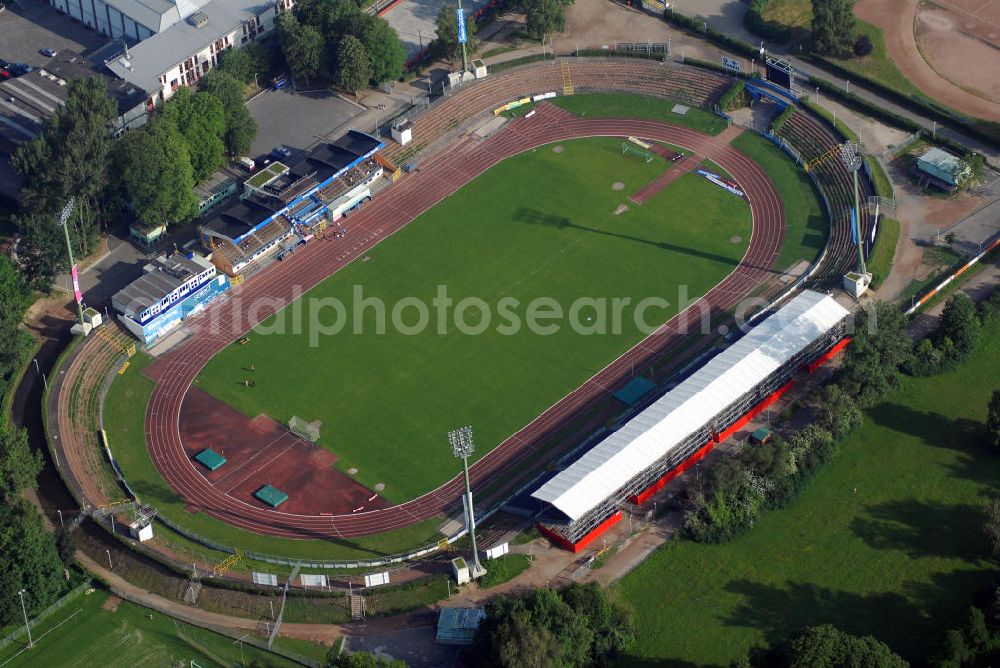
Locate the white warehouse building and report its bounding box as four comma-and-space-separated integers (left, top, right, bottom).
56, 0, 294, 107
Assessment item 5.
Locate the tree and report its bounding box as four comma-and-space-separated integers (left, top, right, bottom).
811, 0, 856, 57
336, 35, 371, 94
435, 5, 477, 63
475, 584, 634, 667
988, 390, 1000, 449
812, 383, 862, 439
116, 117, 199, 228
938, 292, 980, 360
523, 0, 569, 39
163, 87, 226, 183
357, 15, 406, 85
218, 46, 255, 84
11, 77, 117, 285
983, 498, 1000, 560
0, 501, 65, 626
0, 423, 42, 500
198, 70, 257, 156
841, 301, 912, 408
325, 648, 407, 667
770, 624, 907, 667
853, 34, 874, 56
278, 13, 324, 84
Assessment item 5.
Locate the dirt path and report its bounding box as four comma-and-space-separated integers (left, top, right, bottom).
855, 0, 1000, 122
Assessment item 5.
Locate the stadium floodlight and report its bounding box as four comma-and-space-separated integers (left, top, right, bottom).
57, 197, 85, 327
449, 426, 484, 577
837, 143, 867, 276
17, 589, 32, 648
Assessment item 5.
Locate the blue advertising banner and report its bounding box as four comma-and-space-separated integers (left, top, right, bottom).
457, 8, 467, 44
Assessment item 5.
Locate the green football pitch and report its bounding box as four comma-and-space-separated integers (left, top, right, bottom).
0, 588, 304, 667
196, 137, 752, 502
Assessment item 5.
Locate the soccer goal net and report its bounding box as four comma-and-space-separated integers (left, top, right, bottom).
288, 416, 321, 442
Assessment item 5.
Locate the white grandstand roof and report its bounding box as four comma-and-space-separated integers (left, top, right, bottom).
531, 290, 850, 522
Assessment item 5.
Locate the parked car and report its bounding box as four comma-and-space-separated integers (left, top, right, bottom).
270, 145, 292, 161
40, 48, 58, 57
0, 68, 10, 80
235, 156, 256, 172
271, 74, 288, 91
0, 59, 9, 69
10, 63, 33, 76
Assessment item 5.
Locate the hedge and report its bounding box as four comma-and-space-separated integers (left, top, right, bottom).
719, 80, 746, 111
800, 98, 859, 143
805, 55, 1000, 150
809, 76, 980, 158
486, 52, 554, 73
771, 104, 795, 134
743, 0, 794, 43
575, 49, 667, 62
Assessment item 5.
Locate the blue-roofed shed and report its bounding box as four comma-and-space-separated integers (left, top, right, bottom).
436, 607, 486, 645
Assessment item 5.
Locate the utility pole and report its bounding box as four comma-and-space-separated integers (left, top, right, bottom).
449, 426, 485, 578
18, 590, 32, 648
58, 198, 84, 327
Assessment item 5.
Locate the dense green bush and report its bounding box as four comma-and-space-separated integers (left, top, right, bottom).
771, 104, 795, 134
719, 80, 747, 111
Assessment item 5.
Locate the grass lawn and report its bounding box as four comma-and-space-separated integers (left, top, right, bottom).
615, 317, 1000, 665
106, 353, 444, 561
824, 20, 923, 97
0, 588, 299, 667
730, 132, 827, 271
865, 155, 894, 200
196, 137, 750, 503
477, 553, 532, 588
552, 93, 728, 136
868, 217, 900, 289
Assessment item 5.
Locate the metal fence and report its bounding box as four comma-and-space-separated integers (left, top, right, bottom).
0, 582, 91, 652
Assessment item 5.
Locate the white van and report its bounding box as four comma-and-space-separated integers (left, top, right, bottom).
235, 157, 256, 172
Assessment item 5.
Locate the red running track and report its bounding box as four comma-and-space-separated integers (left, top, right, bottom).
145, 105, 785, 540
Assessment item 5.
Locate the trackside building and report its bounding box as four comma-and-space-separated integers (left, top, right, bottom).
111, 252, 230, 344
530, 290, 851, 551
199, 130, 383, 277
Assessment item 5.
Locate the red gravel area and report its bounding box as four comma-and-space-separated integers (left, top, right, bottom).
179, 387, 388, 515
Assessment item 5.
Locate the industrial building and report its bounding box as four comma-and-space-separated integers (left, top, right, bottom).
914, 147, 971, 191
530, 290, 851, 552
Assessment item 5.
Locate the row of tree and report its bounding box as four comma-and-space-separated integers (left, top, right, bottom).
115, 71, 257, 230
0, 257, 70, 625
10, 70, 257, 287
275, 0, 406, 92
811, 0, 873, 57
684, 288, 1000, 545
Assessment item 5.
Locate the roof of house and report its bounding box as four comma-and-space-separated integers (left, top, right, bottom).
106, 0, 267, 93
917, 147, 968, 177
531, 290, 850, 522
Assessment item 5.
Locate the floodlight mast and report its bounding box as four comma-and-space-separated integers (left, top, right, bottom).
58, 197, 85, 326
837, 143, 868, 276
449, 425, 482, 574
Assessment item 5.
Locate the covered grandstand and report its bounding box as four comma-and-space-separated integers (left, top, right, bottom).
531, 290, 851, 552
199, 129, 385, 277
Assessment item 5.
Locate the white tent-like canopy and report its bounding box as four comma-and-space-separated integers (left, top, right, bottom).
531, 290, 850, 522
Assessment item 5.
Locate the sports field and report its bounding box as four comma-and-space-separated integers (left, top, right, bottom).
0, 588, 300, 667
196, 136, 751, 503
616, 317, 1000, 665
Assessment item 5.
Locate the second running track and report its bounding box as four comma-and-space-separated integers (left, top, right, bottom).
145, 104, 785, 540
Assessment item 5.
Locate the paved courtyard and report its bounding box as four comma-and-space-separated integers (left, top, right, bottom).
247, 87, 364, 157
385, 0, 455, 57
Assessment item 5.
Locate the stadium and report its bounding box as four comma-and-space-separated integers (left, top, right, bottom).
49, 57, 878, 567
